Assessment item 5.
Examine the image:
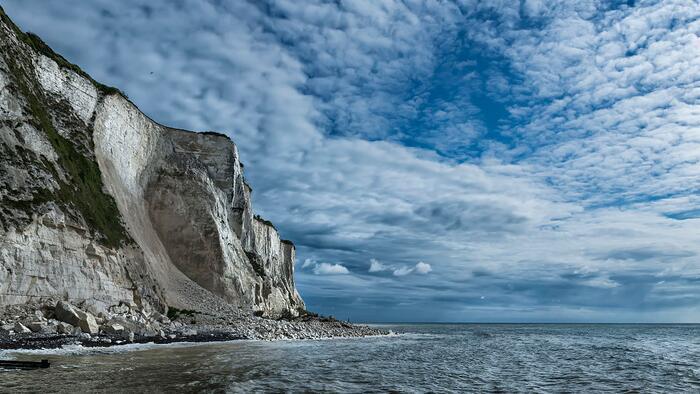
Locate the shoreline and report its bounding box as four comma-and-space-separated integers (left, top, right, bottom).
0, 323, 389, 351
0, 300, 388, 352
1, 330, 398, 357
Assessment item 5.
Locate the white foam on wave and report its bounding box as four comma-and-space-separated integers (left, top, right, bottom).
0, 340, 252, 359
306, 331, 402, 341
0, 343, 149, 359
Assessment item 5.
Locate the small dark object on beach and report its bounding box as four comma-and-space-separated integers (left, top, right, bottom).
0, 359, 50, 370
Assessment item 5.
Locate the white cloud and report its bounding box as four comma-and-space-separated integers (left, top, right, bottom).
368, 259, 388, 273
313, 262, 350, 275
301, 258, 315, 268
415, 262, 432, 274
303, 259, 350, 275
583, 277, 620, 289
392, 266, 414, 277
392, 262, 432, 276
368, 258, 433, 276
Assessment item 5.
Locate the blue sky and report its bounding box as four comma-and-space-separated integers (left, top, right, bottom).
5, 0, 700, 322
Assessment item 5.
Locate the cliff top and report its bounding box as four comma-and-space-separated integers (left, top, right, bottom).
0, 5, 234, 145
0, 5, 123, 97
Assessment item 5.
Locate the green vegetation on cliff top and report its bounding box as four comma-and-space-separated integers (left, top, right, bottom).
0, 5, 124, 97
1, 6, 130, 248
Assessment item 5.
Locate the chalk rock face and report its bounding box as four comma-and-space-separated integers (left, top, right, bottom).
0, 8, 304, 317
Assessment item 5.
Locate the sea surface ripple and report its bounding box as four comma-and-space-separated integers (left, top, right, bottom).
1, 324, 699, 393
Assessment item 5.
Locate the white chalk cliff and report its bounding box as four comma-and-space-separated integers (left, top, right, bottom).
0, 8, 304, 318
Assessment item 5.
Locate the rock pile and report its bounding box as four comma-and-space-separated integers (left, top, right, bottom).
0, 300, 387, 349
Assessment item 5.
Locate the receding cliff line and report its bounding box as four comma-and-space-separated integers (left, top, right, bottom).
0, 5, 303, 319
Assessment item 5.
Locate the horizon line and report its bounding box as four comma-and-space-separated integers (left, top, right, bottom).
359, 321, 700, 325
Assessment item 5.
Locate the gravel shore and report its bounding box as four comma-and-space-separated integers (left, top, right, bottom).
0, 300, 387, 350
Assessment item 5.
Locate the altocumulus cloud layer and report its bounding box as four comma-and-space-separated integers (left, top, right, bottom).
5, 0, 700, 322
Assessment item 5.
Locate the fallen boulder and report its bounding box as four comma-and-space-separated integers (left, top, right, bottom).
26, 321, 46, 333
56, 322, 72, 334
54, 301, 99, 334
181, 328, 197, 337
14, 322, 31, 334
79, 314, 99, 334
54, 301, 82, 326
101, 323, 125, 335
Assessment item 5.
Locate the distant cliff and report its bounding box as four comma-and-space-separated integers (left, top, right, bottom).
0, 7, 304, 318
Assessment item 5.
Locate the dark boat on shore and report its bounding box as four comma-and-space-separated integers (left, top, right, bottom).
0, 359, 50, 370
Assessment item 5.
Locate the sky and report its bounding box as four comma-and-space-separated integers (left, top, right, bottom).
4, 0, 700, 322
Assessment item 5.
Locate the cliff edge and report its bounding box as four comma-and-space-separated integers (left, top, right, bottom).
0, 7, 304, 319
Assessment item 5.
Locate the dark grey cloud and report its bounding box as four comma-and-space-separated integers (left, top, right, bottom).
665, 208, 700, 221
597, 247, 696, 262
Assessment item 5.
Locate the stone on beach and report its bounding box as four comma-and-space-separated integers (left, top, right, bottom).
181, 328, 198, 337
54, 301, 99, 334
14, 322, 31, 334
26, 321, 46, 333
125, 331, 135, 342
101, 323, 125, 335
56, 322, 72, 334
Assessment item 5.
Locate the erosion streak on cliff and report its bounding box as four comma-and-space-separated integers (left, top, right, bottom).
0, 6, 304, 318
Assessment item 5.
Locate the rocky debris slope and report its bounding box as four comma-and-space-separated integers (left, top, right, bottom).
0, 300, 386, 350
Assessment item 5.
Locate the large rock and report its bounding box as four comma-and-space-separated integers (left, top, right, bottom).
54, 301, 99, 334
56, 322, 72, 334
53, 301, 82, 326
76, 312, 100, 335
26, 321, 46, 333
181, 328, 197, 337
123, 330, 135, 342
101, 323, 125, 335
14, 322, 31, 334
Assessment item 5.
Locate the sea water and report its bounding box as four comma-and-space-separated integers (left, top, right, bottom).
1, 324, 699, 392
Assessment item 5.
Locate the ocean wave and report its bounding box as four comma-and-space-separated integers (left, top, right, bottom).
0, 340, 236, 358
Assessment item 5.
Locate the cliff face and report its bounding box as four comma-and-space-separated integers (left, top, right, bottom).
0, 8, 304, 317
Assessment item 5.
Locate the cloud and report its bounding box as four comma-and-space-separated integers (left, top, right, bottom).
582, 277, 620, 289
393, 266, 415, 277
313, 263, 350, 275
368, 259, 432, 276
597, 247, 696, 262
301, 258, 315, 269
392, 262, 433, 277
368, 259, 388, 273
415, 262, 432, 274
302, 259, 350, 275
664, 209, 700, 221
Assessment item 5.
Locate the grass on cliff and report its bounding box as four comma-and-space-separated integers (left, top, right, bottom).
0, 6, 125, 97
253, 214, 277, 230
166, 307, 198, 321
2, 7, 130, 248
